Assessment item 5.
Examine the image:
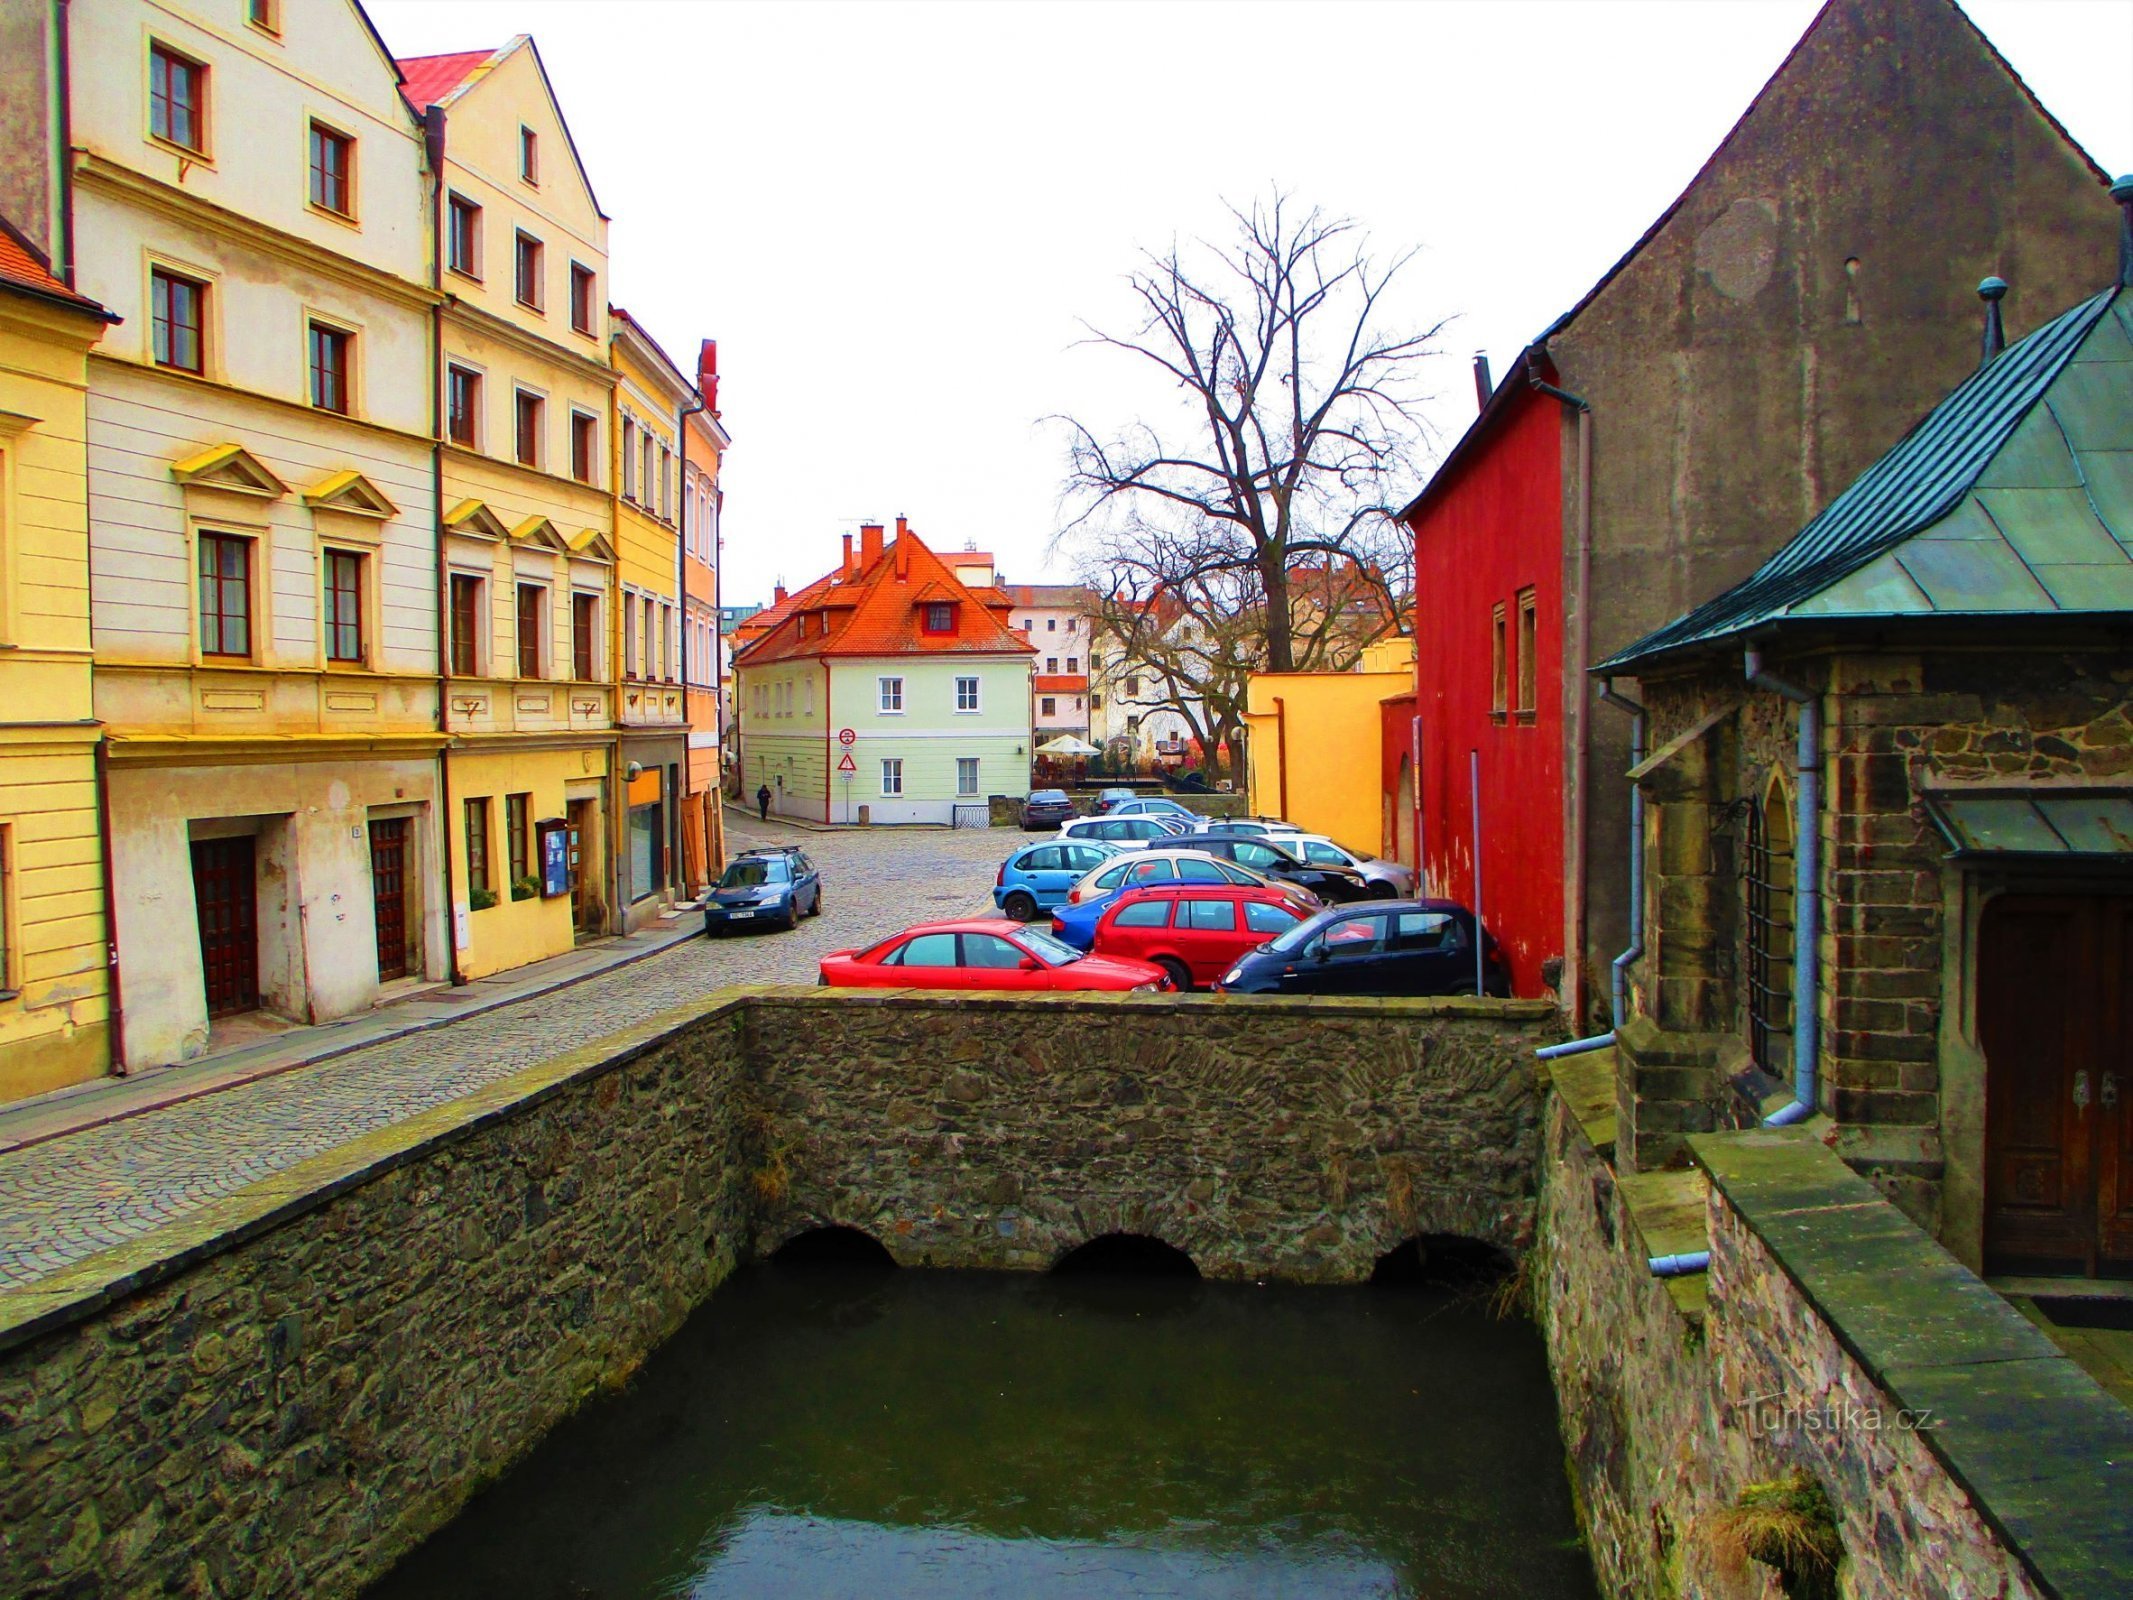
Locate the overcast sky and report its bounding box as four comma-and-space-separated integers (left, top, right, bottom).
368, 0, 2132, 607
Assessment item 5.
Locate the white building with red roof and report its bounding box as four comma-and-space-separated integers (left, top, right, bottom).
733, 519, 1036, 824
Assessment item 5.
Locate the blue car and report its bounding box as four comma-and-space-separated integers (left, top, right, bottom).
993, 838, 1121, 921
704, 846, 821, 933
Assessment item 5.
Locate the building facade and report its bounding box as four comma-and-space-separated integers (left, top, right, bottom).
0, 218, 117, 1097
1243, 636, 1415, 866
403, 36, 620, 980
1004, 583, 1094, 749
1396, 0, 2122, 1016
680, 338, 727, 893
734, 520, 1034, 825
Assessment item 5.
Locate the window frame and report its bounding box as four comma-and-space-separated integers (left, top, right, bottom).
307, 120, 355, 219
246, 0, 280, 36
197, 531, 253, 660
323, 547, 365, 665
877, 676, 904, 714
446, 363, 481, 448
956, 757, 979, 797
569, 409, 597, 485
464, 797, 493, 901
148, 41, 208, 157
921, 601, 956, 635
446, 193, 482, 279
514, 230, 544, 311
513, 388, 544, 469
151, 267, 206, 374
519, 124, 539, 185
1514, 586, 1538, 721
515, 582, 546, 679
1490, 601, 1509, 720
448, 572, 483, 677
572, 591, 598, 680
954, 675, 980, 713
569, 262, 596, 336
307, 318, 352, 415
880, 757, 904, 797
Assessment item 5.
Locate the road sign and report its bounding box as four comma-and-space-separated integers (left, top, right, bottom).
837, 727, 856, 746
836, 751, 857, 773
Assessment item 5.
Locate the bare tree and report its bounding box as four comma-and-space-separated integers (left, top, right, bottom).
1058, 194, 1437, 675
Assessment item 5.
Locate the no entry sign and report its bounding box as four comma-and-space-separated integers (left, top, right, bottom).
837, 727, 856, 746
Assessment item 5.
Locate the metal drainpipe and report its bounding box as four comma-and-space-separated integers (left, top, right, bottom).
1538, 681, 1640, 1059
92, 735, 126, 1072
56, 0, 78, 286
1746, 643, 1820, 1127
422, 104, 463, 987
1272, 697, 1288, 820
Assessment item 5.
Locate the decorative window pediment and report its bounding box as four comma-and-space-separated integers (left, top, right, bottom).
171, 442, 288, 499
566, 527, 616, 564
302, 469, 398, 519
509, 513, 570, 551
443, 498, 511, 541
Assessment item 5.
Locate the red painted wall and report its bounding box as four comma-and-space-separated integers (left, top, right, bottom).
1406, 390, 1565, 998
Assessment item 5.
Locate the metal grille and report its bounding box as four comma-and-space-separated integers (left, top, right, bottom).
952, 803, 989, 830
1744, 798, 1794, 1074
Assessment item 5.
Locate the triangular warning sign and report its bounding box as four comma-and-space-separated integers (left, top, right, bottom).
837, 751, 856, 773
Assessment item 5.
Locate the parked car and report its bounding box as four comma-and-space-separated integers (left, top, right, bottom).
1058, 814, 1190, 850
1108, 797, 1197, 821
1187, 831, 1370, 903
1020, 788, 1079, 830
703, 846, 821, 934
1095, 787, 1138, 813
1215, 900, 1511, 997
819, 918, 1172, 992
1184, 816, 1305, 838
1051, 850, 1318, 950
1283, 834, 1415, 899
993, 838, 1122, 921
1092, 884, 1309, 991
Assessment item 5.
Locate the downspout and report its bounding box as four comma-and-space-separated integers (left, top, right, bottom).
1409, 710, 1423, 885
92, 736, 126, 1073
423, 103, 463, 986
55, 0, 77, 286
1746, 643, 1820, 1127
1537, 677, 1641, 1060
1528, 363, 1594, 1027
823, 660, 832, 825
1272, 696, 1288, 820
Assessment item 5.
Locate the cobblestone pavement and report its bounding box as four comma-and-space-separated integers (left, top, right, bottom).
0, 816, 1024, 1289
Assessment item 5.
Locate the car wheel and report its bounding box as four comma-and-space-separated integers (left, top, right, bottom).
780, 904, 799, 932
1155, 956, 1192, 992
1003, 890, 1038, 922
808, 885, 823, 917
1367, 880, 1397, 900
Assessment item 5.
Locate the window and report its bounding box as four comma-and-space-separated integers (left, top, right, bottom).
1040, 696, 1056, 716
640, 435, 654, 506
570, 263, 595, 335
896, 931, 955, 967
447, 365, 479, 447
1745, 779, 1796, 1075
1183, 899, 1237, 932
1046, 618, 1057, 632
1046, 657, 1058, 673
623, 595, 637, 677
506, 793, 531, 893
197, 533, 250, 657
516, 583, 544, 678
519, 125, 538, 184
643, 596, 656, 678
1066, 618, 1077, 634
149, 43, 206, 154
324, 549, 363, 663
570, 411, 596, 484
1114, 900, 1171, 929
247, 0, 278, 31
961, 934, 1025, 970
1515, 587, 1538, 717
620, 418, 636, 500
514, 390, 542, 468
957, 758, 979, 797
464, 798, 492, 899
151, 269, 204, 373
308, 123, 353, 216
878, 676, 903, 713
1066, 657, 1078, 673
923, 602, 954, 634
955, 676, 979, 712
1125, 676, 1141, 697
1245, 901, 1301, 936
1020, 619, 1032, 632
1490, 602, 1508, 717
514, 232, 543, 309
307, 321, 350, 413
572, 592, 596, 679
447, 195, 481, 277
660, 603, 675, 680
881, 758, 903, 796
449, 573, 481, 675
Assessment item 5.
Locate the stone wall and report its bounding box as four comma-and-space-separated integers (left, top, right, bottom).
0, 989, 1555, 1597
1541, 1079, 2133, 1598
745, 991, 1559, 1281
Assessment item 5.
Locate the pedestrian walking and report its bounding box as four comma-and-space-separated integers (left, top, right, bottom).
756, 783, 772, 821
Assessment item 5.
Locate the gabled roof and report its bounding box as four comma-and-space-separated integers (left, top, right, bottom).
1602, 285, 2133, 671
171, 443, 287, 498
734, 527, 1038, 668
0, 212, 115, 321
1001, 583, 1097, 610
396, 48, 495, 112
394, 36, 607, 220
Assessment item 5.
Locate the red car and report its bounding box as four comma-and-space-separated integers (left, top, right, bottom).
1090, 884, 1308, 991
819, 917, 1173, 992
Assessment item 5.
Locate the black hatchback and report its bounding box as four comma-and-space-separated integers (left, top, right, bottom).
1189, 831, 1369, 903
1215, 900, 1511, 997
1021, 789, 1078, 830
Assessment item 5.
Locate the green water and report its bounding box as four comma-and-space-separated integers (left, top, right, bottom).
366, 1261, 1598, 1599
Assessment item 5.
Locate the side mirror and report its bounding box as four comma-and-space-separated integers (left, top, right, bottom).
1312, 946, 1332, 963
1018, 956, 1041, 972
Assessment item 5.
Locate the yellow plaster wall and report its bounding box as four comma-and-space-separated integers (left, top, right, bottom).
1243, 639, 1413, 855
446, 746, 599, 981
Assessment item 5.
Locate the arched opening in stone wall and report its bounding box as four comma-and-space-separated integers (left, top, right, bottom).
771, 1225, 899, 1270
1052, 1233, 1200, 1278
1369, 1234, 1514, 1289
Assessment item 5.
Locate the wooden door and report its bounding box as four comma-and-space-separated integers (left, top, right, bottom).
191, 836, 259, 1018
567, 798, 598, 935
369, 818, 410, 981
1982, 895, 2133, 1278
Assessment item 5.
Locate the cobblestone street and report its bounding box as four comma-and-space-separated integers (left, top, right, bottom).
0, 815, 1019, 1289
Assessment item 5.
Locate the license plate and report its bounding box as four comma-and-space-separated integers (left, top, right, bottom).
729, 910, 755, 920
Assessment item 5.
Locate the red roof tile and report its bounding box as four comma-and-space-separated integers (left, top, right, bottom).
0, 214, 112, 319
396, 48, 497, 112
735, 527, 1037, 668
1033, 675, 1087, 694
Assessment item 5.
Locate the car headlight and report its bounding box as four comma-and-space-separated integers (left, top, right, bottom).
1223, 966, 1243, 985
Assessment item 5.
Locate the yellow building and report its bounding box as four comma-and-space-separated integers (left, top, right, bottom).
403, 38, 621, 979
608, 309, 690, 932
0, 220, 118, 1098
1243, 636, 1414, 853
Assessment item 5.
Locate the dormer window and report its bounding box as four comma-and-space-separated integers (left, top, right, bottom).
922, 602, 955, 634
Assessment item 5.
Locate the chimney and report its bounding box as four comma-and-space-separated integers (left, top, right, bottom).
773, 583, 787, 605
860, 522, 884, 567
841, 532, 855, 576
697, 339, 720, 416
2116, 174, 2133, 290
1977, 277, 2007, 365
1472, 351, 1493, 413
895, 514, 909, 544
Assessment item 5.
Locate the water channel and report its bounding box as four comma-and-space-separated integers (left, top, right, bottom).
367, 1242, 1598, 1599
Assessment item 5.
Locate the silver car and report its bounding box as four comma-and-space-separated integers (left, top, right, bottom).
1283, 834, 1414, 899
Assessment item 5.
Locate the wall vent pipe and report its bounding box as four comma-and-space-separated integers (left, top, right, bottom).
1745, 643, 1820, 1127
1598, 681, 1645, 1030
1536, 1033, 1615, 1060
1977, 277, 2007, 364
1649, 1251, 1711, 1278
1471, 351, 1493, 412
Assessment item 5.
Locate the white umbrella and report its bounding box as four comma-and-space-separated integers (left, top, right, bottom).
1034, 734, 1102, 756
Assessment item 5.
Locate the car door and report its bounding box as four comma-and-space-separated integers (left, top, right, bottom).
1102, 897, 1175, 965
887, 930, 960, 987
1019, 844, 1066, 904
1312, 912, 1392, 995
959, 931, 1039, 991
1176, 896, 1242, 985
1389, 908, 1474, 995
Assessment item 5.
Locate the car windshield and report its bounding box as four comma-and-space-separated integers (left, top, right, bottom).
720, 858, 789, 887
1265, 915, 1323, 954
1016, 928, 1085, 966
